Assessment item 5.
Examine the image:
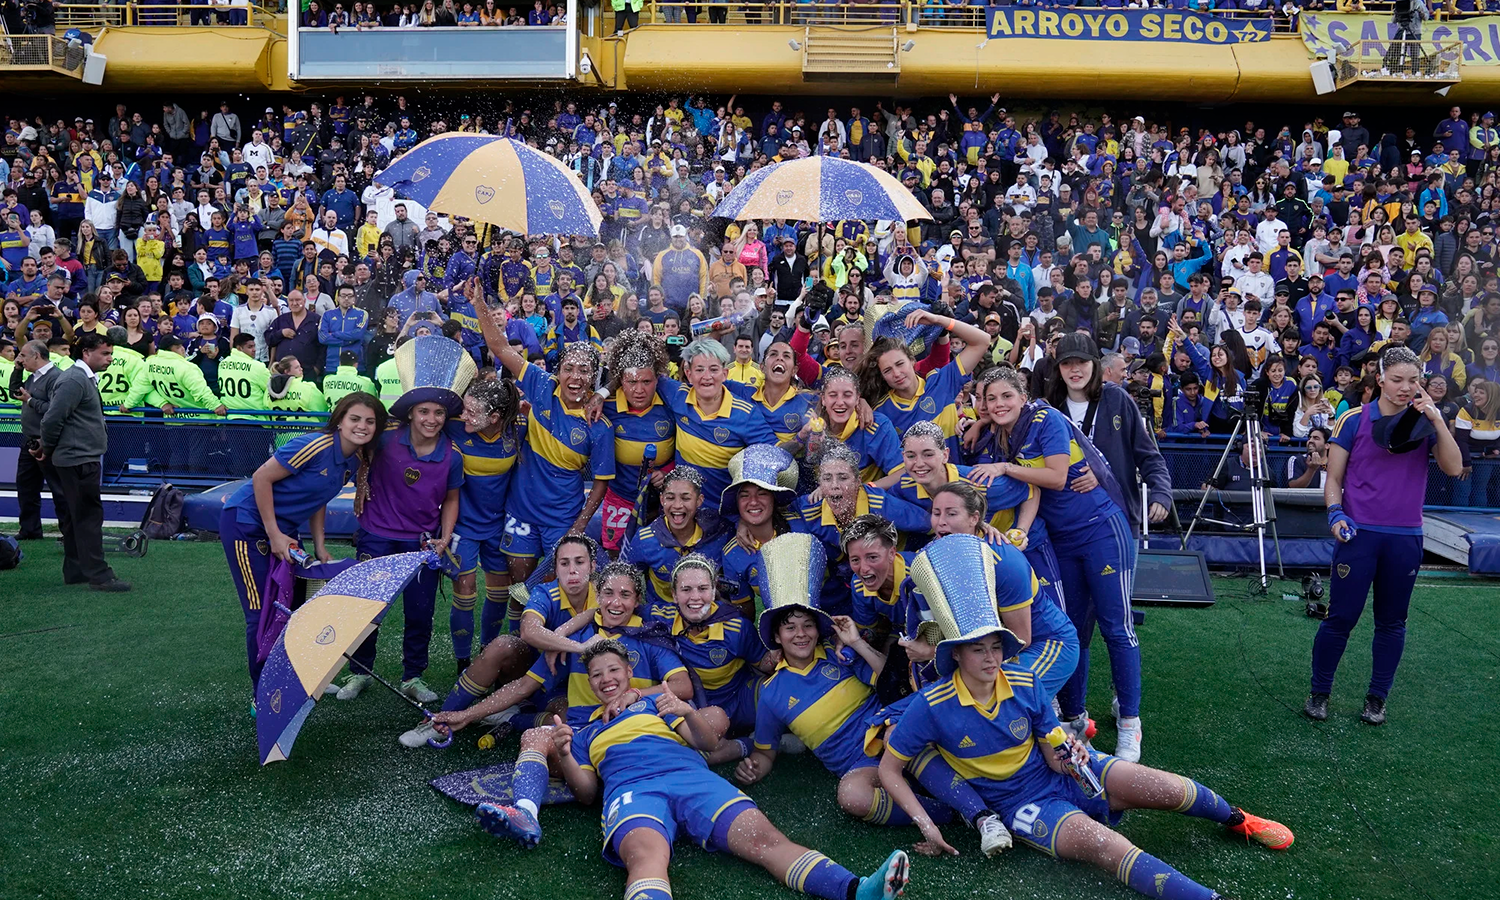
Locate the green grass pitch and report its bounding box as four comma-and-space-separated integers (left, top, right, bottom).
1, 540, 1495, 899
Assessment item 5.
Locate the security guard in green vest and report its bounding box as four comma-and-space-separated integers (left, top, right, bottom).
322, 350, 377, 406
220, 333, 274, 472
268, 356, 329, 448
149, 335, 228, 471
375, 349, 402, 407
99, 326, 161, 415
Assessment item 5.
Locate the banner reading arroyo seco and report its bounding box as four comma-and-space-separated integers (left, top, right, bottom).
1300, 12, 1499, 65
985, 8, 1271, 44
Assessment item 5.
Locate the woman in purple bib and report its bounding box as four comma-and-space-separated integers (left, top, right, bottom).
334, 336, 472, 705
1307, 346, 1463, 726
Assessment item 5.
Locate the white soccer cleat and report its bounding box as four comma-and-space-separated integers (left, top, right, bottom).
334, 673, 371, 701
399, 721, 444, 748
1111, 694, 1120, 721
1115, 716, 1143, 762
401, 677, 439, 704
976, 813, 1012, 857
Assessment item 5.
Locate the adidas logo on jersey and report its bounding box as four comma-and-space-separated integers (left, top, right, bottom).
1100, 564, 1116, 575
1155, 873, 1169, 893
788, 697, 799, 710
958, 735, 976, 749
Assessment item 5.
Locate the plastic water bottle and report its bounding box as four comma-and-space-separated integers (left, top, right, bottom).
690, 309, 752, 336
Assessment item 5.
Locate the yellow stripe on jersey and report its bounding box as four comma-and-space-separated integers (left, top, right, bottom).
677, 619, 748, 691
786, 676, 874, 751
462, 453, 516, 477
287, 434, 335, 468
585, 707, 688, 772
675, 428, 739, 473
1332, 406, 1362, 439
526, 407, 590, 471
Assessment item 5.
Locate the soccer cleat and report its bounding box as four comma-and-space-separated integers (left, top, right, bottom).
1303, 693, 1329, 721
1111, 694, 1120, 721
1226, 809, 1295, 850
401, 678, 439, 704
856, 849, 910, 900
975, 814, 1012, 857
399, 721, 445, 749
249, 699, 257, 719
455, 657, 471, 676
779, 732, 808, 755
480, 705, 521, 728
476, 801, 543, 849
334, 674, 371, 701
1115, 717, 1142, 762
1360, 694, 1386, 726
1062, 713, 1096, 745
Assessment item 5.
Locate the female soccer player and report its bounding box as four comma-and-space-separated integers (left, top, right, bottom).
664, 553, 778, 761
914, 485, 1079, 700
337, 361, 464, 705
887, 421, 1031, 550
752, 338, 818, 445
859, 307, 991, 443
968, 365, 1144, 761
453, 563, 690, 850
791, 367, 904, 486
530, 639, 911, 900
221, 393, 385, 686
879, 624, 1292, 898
445, 379, 523, 669
620, 466, 730, 623
654, 337, 778, 502
598, 330, 675, 554
1308, 346, 1463, 725
468, 278, 614, 585
718, 444, 805, 616
795, 442, 930, 617
399, 534, 601, 749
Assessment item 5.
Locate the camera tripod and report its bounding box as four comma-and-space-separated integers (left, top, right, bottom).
1181, 406, 1284, 593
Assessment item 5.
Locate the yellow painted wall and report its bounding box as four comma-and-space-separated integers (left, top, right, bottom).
53, 22, 1500, 103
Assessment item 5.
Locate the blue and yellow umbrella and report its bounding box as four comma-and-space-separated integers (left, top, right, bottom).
255, 552, 445, 765
712, 156, 931, 224
376, 132, 602, 236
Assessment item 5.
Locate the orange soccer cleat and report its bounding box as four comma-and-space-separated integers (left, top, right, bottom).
1227, 809, 1294, 851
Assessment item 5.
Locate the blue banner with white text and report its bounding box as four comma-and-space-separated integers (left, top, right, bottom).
985, 8, 1271, 45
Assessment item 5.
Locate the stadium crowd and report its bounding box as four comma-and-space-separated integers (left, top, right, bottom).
7, 88, 1481, 900
1, 94, 1497, 500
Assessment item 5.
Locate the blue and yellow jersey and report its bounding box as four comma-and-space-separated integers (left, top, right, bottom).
570, 695, 697, 788
604, 390, 675, 492
525, 612, 688, 726
753, 645, 884, 777
522, 580, 597, 632
657, 377, 778, 502
797, 484, 931, 568
851, 551, 915, 634
444, 420, 521, 539
1260, 378, 1297, 435
665, 604, 765, 704
827, 412, 906, 483
752, 385, 816, 443
1013, 406, 1121, 538
527, 261, 559, 298
719, 519, 809, 614
509, 362, 615, 526
224, 431, 356, 535
621, 520, 731, 623
888, 463, 1031, 537
874, 357, 970, 441
885, 666, 1060, 813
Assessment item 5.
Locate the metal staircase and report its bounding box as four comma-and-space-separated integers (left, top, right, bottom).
800, 27, 898, 83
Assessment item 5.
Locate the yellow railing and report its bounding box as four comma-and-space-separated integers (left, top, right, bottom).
0, 32, 88, 72
55, 3, 280, 29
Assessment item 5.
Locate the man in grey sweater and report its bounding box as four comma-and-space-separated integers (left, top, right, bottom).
20, 335, 130, 591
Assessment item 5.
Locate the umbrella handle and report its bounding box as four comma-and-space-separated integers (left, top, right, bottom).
424, 713, 453, 749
